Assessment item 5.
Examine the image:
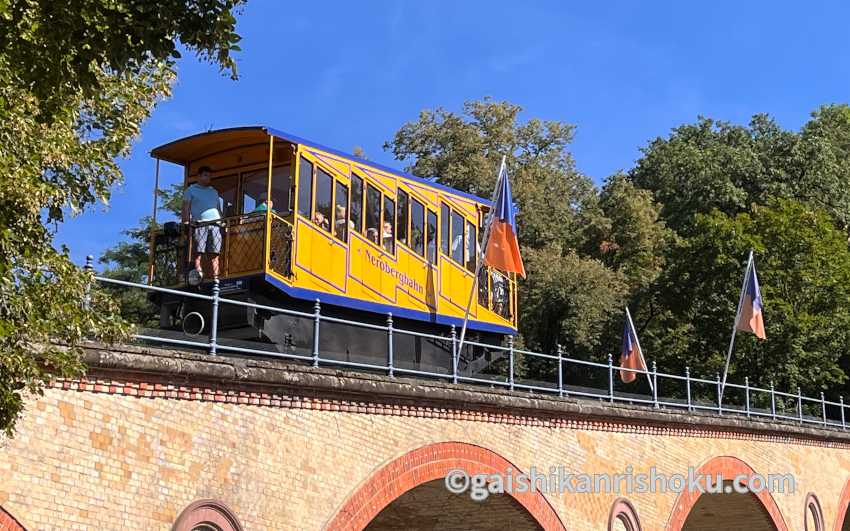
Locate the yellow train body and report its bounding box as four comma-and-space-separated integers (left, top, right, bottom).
151, 127, 517, 335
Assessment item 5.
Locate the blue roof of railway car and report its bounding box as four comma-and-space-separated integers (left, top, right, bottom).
151, 126, 492, 205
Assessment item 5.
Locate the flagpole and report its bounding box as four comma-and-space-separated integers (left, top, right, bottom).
719, 249, 754, 403
625, 307, 654, 394
457, 155, 506, 355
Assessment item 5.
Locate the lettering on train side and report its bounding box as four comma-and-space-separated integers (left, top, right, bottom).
364, 249, 424, 294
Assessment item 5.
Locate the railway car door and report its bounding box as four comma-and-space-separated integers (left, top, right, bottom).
294, 151, 348, 293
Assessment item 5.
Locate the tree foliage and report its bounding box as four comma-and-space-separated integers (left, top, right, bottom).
388, 98, 850, 401
386, 98, 597, 250
99, 185, 183, 325
386, 99, 654, 364
0, 0, 244, 436
644, 200, 850, 396
631, 105, 850, 398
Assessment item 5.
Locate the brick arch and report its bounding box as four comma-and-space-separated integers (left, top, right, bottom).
805, 493, 825, 531
609, 497, 642, 531
665, 455, 788, 531
325, 441, 566, 531
0, 506, 26, 531
172, 499, 243, 531
832, 478, 850, 531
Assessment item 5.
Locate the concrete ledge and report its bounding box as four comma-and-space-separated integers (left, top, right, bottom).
78, 341, 850, 443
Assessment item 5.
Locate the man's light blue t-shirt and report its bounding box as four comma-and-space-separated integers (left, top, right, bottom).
185, 183, 223, 221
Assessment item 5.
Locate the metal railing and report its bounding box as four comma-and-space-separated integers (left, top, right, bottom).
88, 260, 850, 431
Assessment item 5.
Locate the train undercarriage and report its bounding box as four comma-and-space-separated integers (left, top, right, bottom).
149, 277, 508, 378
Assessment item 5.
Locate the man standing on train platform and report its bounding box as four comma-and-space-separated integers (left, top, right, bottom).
182, 166, 224, 280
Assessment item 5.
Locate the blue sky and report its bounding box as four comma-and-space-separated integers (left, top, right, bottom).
56, 0, 850, 266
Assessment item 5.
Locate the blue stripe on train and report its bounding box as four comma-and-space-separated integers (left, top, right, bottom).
263, 274, 516, 335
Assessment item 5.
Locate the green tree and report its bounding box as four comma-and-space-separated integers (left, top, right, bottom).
630, 105, 850, 234
793, 104, 850, 230
630, 114, 797, 232
386, 98, 645, 370
386, 98, 597, 250
629, 106, 850, 396
644, 200, 850, 398
0, 0, 244, 436
583, 174, 675, 295
99, 185, 183, 325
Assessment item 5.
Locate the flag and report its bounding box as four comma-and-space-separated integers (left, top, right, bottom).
735, 260, 766, 339
484, 161, 526, 278
620, 312, 647, 383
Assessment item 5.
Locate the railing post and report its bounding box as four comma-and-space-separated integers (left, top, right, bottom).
83, 255, 94, 310
770, 381, 776, 420
821, 392, 827, 426
557, 344, 564, 398
797, 387, 803, 424
841, 396, 846, 430
450, 325, 458, 384
508, 335, 515, 391
387, 313, 394, 377
607, 354, 614, 403
312, 299, 321, 367
652, 361, 659, 409
744, 376, 750, 419
685, 366, 692, 412
209, 278, 220, 356
716, 372, 722, 414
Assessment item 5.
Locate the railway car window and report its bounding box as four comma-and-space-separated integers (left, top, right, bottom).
440, 203, 450, 256
501, 278, 513, 320
410, 197, 425, 256
240, 170, 266, 214
427, 209, 437, 264
465, 220, 477, 272
365, 183, 381, 245
334, 181, 349, 243
492, 271, 509, 317
297, 157, 313, 218
351, 173, 364, 234
382, 196, 395, 253
397, 189, 409, 246
271, 165, 292, 215
210, 174, 238, 217
450, 210, 464, 264
314, 167, 333, 232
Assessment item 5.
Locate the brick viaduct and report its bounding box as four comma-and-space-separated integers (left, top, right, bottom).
1, 343, 850, 530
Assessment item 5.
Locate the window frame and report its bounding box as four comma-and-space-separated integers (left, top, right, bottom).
440, 202, 450, 257
350, 173, 364, 234
334, 181, 349, 243
296, 156, 314, 218
397, 189, 409, 247
410, 196, 425, 257
450, 209, 465, 265
269, 164, 292, 216
426, 209, 438, 265
199, 173, 237, 219
382, 195, 396, 254
465, 219, 477, 273
238, 169, 267, 215
313, 166, 334, 232
364, 183, 383, 248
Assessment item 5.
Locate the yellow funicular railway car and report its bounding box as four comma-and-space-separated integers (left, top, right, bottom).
148, 127, 518, 375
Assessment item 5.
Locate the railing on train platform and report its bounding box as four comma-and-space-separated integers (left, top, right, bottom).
86, 258, 850, 432
149, 214, 287, 287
